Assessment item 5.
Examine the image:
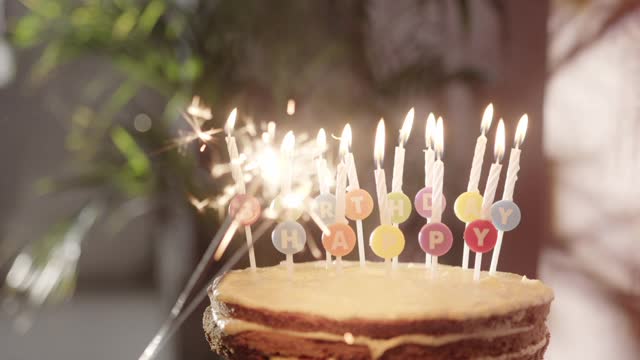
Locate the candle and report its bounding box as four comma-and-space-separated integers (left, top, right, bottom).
342, 124, 371, 267
334, 125, 350, 225
429, 117, 446, 275
462, 104, 494, 269
315, 129, 333, 267
390, 109, 414, 266
470, 120, 505, 281
279, 131, 298, 271
373, 119, 390, 225
224, 108, 256, 270
422, 113, 436, 266
391, 108, 414, 192
489, 115, 528, 275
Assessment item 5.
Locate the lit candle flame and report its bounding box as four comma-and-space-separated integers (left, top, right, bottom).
435, 117, 444, 159
286, 99, 296, 115
374, 119, 385, 169
339, 124, 352, 157
399, 108, 414, 146
514, 114, 528, 149
425, 112, 436, 149
495, 119, 506, 163
225, 108, 237, 136
281, 131, 296, 154
316, 128, 327, 154
481, 103, 494, 135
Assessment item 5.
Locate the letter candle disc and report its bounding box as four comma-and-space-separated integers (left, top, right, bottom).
370, 225, 405, 260
490, 200, 521, 232
312, 193, 337, 227
414, 187, 447, 219
464, 220, 498, 253
386, 192, 412, 224
453, 191, 483, 223
229, 195, 261, 226
345, 189, 374, 220
322, 223, 356, 257
272, 220, 307, 273
418, 223, 453, 257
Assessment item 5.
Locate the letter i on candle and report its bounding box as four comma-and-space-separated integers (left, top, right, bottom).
489, 115, 528, 275
418, 117, 453, 277
389, 109, 415, 266
225, 109, 258, 270
464, 120, 505, 281
458, 104, 494, 270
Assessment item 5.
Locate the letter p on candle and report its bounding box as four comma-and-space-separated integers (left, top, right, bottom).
418, 223, 453, 256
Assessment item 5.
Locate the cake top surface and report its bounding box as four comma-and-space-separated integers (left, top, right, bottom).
213, 261, 553, 321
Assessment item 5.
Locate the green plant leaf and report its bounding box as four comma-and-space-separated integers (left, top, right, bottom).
138, 0, 166, 35
111, 126, 151, 177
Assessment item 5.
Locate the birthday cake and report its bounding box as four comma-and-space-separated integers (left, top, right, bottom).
203, 261, 553, 360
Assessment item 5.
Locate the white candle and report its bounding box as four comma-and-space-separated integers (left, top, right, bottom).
335, 126, 350, 224
462, 104, 494, 269
430, 118, 445, 276
373, 119, 390, 225
342, 125, 367, 267
423, 113, 436, 266
473, 120, 505, 281
391, 108, 414, 193
224, 108, 255, 269
490, 115, 528, 275
391, 108, 414, 266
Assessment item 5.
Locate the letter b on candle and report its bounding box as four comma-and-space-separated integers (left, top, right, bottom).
464, 220, 498, 253
418, 223, 453, 256
272, 221, 307, 255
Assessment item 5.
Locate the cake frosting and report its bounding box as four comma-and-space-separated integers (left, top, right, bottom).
204, 261, 553, 359
214, 261, 552, 321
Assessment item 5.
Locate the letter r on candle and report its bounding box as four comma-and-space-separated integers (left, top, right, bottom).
319, 201, 333, 218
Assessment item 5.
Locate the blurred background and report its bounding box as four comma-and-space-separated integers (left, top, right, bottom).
0, 0, 638, 359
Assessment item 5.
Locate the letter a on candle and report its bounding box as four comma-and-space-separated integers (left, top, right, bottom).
464, 220, 498, 253
322, 223, 356, 257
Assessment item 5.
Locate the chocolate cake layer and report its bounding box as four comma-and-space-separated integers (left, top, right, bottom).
204, 261, 553, 359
